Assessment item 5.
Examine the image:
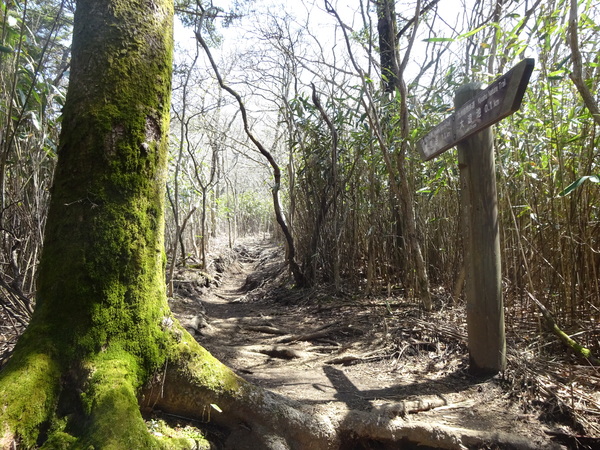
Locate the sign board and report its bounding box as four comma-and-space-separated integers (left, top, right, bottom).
417, 58, 534, 161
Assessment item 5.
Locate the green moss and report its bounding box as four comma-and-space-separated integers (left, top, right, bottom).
40, 431, 78, 449
38, 414, 78, 450
174, 331, 244, 396
33, 0, 174, 376
78, 347, 159, 449
0, 335, 61, 447
147, 419, 211, 449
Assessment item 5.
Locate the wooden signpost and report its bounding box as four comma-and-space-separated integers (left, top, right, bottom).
417, 59, 534, 375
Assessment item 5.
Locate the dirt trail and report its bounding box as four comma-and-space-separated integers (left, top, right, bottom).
169, 237, 583, 449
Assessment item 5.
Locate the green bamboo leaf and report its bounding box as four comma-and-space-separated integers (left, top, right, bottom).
558, 175, 600, 196
457, 24, 486, 39
554, 55, 571, 70
0, 45, 12, 53
423, 37, 454, 43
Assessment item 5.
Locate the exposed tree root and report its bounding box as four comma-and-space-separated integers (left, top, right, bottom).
244, 345, 309, 360
143, 330, 335, 449
339, 409, 539, 449
245, 325, 288, 335
325, 349, 385, 365
142, 328, 542, 449
277, 322, 341, 344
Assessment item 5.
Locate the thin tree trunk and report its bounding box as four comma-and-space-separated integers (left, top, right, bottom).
311, 83, 341, 291
568, 0, 600, 127
376, 0, 432, 309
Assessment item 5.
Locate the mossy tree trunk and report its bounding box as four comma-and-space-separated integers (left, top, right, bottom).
0, 0, 176, 446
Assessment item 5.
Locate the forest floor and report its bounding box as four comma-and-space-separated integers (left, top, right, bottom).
168, 236, 600, 449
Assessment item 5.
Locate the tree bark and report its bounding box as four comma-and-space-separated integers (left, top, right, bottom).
568, 0, 600, 127
376, 0, 400, 93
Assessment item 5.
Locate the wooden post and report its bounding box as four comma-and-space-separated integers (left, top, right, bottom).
455, 82, 506, 375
